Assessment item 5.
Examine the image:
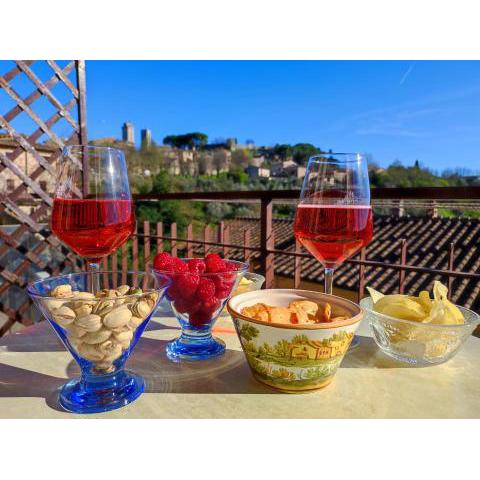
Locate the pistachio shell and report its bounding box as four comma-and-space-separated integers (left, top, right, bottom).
128, 316, 144, 329
75, 314, 102, 332
52, 306, 75, 327
98, 340, 122, 361
131, 300, 151, 319
73, 304, 93, 317
93, 299, 115, 316
43, 298, 66, 311
103, 306, 132, 329
116, 285, 130, 296
69, 325, 87, 338
114, 329, 133, 343
94, 362, 115, 373
78, 343, 104, 361
82, 329, 112, 345
50, 284, 73, 298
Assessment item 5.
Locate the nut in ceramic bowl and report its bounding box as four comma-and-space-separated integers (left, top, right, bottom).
227, 289, 363, 392
360, 297, 480, 365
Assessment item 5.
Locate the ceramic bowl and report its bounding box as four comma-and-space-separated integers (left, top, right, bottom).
227, 289, 363, 392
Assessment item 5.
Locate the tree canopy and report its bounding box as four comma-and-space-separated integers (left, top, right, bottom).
163, 132, 208, 150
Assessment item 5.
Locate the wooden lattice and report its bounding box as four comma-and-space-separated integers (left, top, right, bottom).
0, 60, 87, 336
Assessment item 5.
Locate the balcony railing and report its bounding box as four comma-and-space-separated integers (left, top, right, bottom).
124, 187, 480, 300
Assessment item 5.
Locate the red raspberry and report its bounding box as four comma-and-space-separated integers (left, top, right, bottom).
167, 284, 182, 302
196, 277, 216, 301
153, 252, 174, 272
215, 287, 231, 300
189, 311, 211, 327
172, 257, 189, 273
202, 296, 220, 316
205, 253, 226, 273
188, 258, 206, 274
173, 273, 199, 299
173, 298, 190, 314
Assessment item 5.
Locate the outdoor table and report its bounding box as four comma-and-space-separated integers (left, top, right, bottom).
1, 303, 479, 418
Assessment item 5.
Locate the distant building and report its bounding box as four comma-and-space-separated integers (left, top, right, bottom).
246, 165, 270, 179
141, 128, 152, 149
271, 160, 306, 179
122, 122, 134, 145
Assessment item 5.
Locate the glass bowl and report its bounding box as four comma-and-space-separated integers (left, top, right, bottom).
233, 272, 265, 296
153, 258, 248, 361
360, 297, 480, 365
27, 271, 170, 413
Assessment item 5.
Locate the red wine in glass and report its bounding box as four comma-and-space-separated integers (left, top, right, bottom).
294, 204, 373, 269
51, 145, 134, 271
51, 198, 135, 262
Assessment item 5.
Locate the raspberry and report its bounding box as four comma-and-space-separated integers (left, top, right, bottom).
153, 252, 174, 272
196, 277, 216, 301
205, 253, 226, 273
189, 311, 211, 327
202, 296, 220, 316
173, 298, 190, 314
172, 257, 189, 273
167, 284, 182, 302
215, 287, 231, 300
188, 258, 206, 274
173, 273, 199, 299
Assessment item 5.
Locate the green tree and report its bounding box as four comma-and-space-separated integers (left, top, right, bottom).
292, 143, 321, 165
239, 323, 259, 341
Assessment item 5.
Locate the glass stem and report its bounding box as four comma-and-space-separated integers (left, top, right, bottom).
87, 259, 100, 293
324, 267, 334, 295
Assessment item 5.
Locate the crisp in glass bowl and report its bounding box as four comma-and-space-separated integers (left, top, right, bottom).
360, 297, 480, 365
233, 272, 265, 296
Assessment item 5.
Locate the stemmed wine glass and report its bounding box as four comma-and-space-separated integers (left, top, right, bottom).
294, 153, 373, 345
51, 145, 135, 271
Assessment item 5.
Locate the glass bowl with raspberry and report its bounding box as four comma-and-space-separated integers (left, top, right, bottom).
152, 252, 248, 361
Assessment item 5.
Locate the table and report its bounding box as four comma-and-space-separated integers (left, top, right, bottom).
1, 304, 479, 418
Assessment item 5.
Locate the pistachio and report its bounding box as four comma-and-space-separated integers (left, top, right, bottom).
128, 316, 144, 329
75, 314, 102, 332
73, 304, 93, 317
78, 343, 104, 361
82, 329, 112, 345
69, 291, 96, 309
129, 287, 142, 295
93, 299, 115, 316
103, 306, 132, 329
98, 340, 122, 361
68, 336, 83, 350
130, 300, 151, 319
43, 298, 66, 311
114, 329, 133, 343
117, 285, 130, 296
94, 362, 115, 373
50, 284, 73, 298
52, 306, 76, 327
69, 325, 87, 338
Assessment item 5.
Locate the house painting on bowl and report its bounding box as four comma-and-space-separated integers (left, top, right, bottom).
289, 333, 354, 361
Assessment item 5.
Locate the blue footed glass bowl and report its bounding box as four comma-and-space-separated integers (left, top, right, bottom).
27, 271, 169, 413
153, 258, 248, 361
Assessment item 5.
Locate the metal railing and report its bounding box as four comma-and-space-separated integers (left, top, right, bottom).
127, 187, 480, 300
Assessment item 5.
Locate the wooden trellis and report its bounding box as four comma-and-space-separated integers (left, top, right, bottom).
0, 60, 87, 336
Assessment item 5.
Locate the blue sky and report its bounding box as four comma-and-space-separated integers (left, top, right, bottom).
2, 60, 480, 171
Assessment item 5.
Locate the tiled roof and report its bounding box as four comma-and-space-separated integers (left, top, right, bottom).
218, 216, 480, 312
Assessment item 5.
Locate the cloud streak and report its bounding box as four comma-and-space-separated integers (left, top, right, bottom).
399, 62, 415, 85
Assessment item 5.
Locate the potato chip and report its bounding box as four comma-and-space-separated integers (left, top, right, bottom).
367, 281, 464, 325
366, 287, 384, 304
375, 297, 427, 321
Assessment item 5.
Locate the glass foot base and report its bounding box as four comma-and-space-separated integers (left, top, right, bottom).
59, 370, 144, 414
166, 335, 226, 361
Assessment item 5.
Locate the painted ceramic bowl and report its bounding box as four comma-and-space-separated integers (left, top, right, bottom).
227, 289, 363, 392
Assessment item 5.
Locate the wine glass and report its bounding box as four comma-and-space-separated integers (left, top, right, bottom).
294, 153, 373, 346
51, 145, 135, 271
